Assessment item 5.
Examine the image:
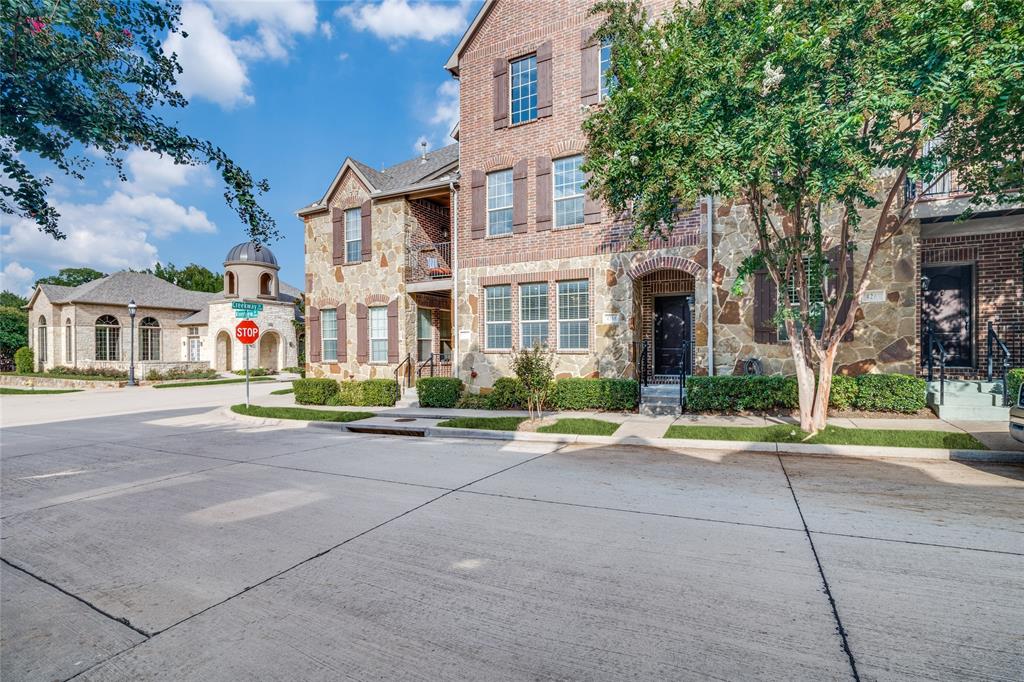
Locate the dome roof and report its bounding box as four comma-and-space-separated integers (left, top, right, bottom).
224, 241, 278, 267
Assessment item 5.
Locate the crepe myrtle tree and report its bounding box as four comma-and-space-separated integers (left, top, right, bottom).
1, 0, 276, 243
583, 0, 1024, 433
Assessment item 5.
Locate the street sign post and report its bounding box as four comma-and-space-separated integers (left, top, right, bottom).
232, 301, 264, 319
235, 320, 260, 406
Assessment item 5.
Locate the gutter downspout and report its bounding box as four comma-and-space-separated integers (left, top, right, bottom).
705, 195, 714, 376
450, 177, 460, 381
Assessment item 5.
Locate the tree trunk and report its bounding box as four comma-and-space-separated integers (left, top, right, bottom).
787, 323, 816, 433
811, 344, 839, 433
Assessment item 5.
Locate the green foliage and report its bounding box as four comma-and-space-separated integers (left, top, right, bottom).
293, 378, 339, 405
231, 404, 373, 423
509, 345, 556, 418
536, 418, 621, 436
685, 376, 798, 412
417, 377, 463, 408
153, 262, 223, 293
145, 367, 219, 381
829, 375, 859, 411
233, 367, 274, 377
455, 392, 490, 409
1007, 369, 1024, 406
0, 386, 82, 394
548, 378, 641, 411
0, 306, 28, 369
152, 377, 273, 388
0, 291, 27, 307
14, 346, 34, 373
48, 365, 126, 379
270, 388, 294, 396
663, 424, 985, 450
327, 379, 400, 407
436, 416, 527, 431
35, 268, 105, 288
853, 374, 926, 413
1, 0, 276, 242
487, 377, 528, 409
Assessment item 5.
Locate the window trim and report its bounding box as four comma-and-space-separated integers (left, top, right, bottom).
368, 305, 388, 364
139, 317, 161, 362
509, 53, 538, 126
779, 259, 826, 341
344, 207, 362, 263
519, 282, 549, 350
95, 315, 121, 362
556, 279, 590, 351
598, 37, 614, 101
416, 307, 433, 361
321, 308, 338, 362
484, 284, 513, 351
486, 168, 514, 237
553, 155, 585, 229
64, 319, 72, 364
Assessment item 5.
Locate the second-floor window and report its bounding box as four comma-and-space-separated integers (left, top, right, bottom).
554, 155, 585, 228
510, 55, 537, 124
485, 285, 512, 350
599, 38, 614, 100
344, 207, 361, 262
487, 169, 514, 236
369, 306, 388, 363
321, 308, 338, 361
520, 283, 548, 349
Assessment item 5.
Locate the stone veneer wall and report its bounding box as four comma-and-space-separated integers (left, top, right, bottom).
207, 299, 297, 372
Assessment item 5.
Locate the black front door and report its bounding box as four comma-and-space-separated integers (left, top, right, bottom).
922, 264, 973, 367
654, 295, 691, 375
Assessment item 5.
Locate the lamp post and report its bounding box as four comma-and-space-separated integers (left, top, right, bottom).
127, 299, 138, 386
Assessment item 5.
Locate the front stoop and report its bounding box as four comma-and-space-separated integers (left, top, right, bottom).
640, 384, 685, 417
928, 380, 1010, 421
395, 387, 419, 409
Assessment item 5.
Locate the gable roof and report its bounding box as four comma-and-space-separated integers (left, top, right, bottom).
298, 143, 459, 216
445, 0, 496, 76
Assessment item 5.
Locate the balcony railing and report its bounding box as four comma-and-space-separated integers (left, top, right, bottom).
905, 168, 970, 202
406, 241, 452, 284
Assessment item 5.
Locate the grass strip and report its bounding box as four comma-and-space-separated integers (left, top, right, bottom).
436, 416, 527, 431
536, 418, 620, 436
270, 388, 294, 395
663, 424, 987, 450
154, 377, 276, 389
0, 387, 83, 395
231, 404, 373, 422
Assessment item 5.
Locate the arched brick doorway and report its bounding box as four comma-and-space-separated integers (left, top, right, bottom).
215, 330, 232, 372
628, 257, 703, 382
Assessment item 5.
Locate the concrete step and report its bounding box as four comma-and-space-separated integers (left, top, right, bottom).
928, 391, 1005, 408
395, 387, 419, 409
640, 401, 682, 417
928, 380, 1003, 395
931, 403, 1011, 421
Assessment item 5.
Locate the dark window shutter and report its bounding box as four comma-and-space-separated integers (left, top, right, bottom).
356, 303, 368, 363
753, 270, 779, 344
537, 41, 553, 118
583, 170, 601, 224
471, 170, 486, 239
331, 208, 344, 265
360, 200, 372, 262
308, 306, 322, 363
535, 156, 552, 231
493, 58, 508, 130
580, 28, 599, 105
512, 160, 528, 233
387, 298, 399, 363
336, 303, 347, 362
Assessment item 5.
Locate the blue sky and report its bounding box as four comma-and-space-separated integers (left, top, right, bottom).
1, 0, 480, 295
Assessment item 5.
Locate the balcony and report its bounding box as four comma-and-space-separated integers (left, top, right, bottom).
405, 241, 452, 290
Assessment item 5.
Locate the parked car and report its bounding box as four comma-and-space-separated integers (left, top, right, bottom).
1010, 384, 1024, 445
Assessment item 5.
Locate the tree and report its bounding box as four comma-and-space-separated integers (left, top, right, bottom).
1, 0, 276, 243
153, 262, 222, 293
0, 306, 29, 371
35, 267, 105, 288
0, 290, 28, 308
510, 344, 555, 420
584, 0, 1023, 434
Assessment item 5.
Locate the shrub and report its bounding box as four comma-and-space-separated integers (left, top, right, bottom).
853, 374, 926, 413
1008, 368, 1024, 406
233, 368, 274, 377
327, 379, 400, 407
510, 345, 555, 418
548, 378, 640, 411
455, 392, 490, 409
14, 346, 33, 373
417, 377, 463, 408
487, 377, 528, 409
828, 374, 859, 411
146, 367, 219, 381
48, 365, 127, 379
293, 378, 339, 405
685, 375, 798, 412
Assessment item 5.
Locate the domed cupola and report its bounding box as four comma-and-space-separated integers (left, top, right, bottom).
223, 241, 280, 300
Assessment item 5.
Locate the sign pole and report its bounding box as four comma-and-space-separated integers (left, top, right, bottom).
245, 343, 250, 407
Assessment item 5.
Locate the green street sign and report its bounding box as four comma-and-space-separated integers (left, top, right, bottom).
232, 301, 264, 313
234, 310, 260, 319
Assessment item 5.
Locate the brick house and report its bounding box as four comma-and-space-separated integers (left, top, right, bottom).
300, 0, 1022, 394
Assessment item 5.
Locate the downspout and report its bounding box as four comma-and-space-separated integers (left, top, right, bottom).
450, 177, 459, 381
705, 195, 714, 376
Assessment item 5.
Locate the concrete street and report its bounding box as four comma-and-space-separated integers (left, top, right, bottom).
1, 386, 1022, 680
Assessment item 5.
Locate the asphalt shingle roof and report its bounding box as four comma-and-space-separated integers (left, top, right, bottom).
368, 143, 458, 192
47, 272, 219, 311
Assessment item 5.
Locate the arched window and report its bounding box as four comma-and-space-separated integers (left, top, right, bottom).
36, 315, 47, 363
95, 315, 121, 361
139, 317, 161, 361
259, 272, 273, 296
226, 271, 236, 295
65, 319, 72, 365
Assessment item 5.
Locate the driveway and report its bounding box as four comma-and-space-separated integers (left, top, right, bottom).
1, 396, 1022, 680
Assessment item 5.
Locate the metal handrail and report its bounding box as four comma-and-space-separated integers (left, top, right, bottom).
639, 340, 649, 387
925, 323, 949, 405
394, 353, 413, 391
678, 340, 690, 408
417, 353, 435, 378
987, 321, 1011, 406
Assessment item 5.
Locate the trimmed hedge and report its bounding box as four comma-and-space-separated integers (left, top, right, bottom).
1008, 368, 1023, 406
685, 373, 926, 414
548, 378, 639, 411
328, 379, 400, 407
487, 377, 527, 409
293, 378, 339, 405
14, 346, 33, 373
417, 377, 463, 408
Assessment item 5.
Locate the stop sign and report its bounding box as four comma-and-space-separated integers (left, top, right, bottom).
235, 319, 260, 345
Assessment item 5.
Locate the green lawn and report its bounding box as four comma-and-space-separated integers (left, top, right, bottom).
436, 416, 527, 431
230, 404, 374, 422
663, 424, 987, 450
270, 387, 294, 395
153, 377, 276, 389
536, 418, 620, 436
0, 387, 83, 395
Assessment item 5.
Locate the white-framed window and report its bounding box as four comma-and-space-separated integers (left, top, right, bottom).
780, 259, 825, 341
369, 306, 388, 363
36, 315, 47, 363
344, 207, 361, 262
485, 285, 512, 350
139, 317, 161, 361
187, 326, 200, 337
487, 169, 514, 236
417, 307, 432, 360
321, 308, 338, 361
557, 280, 589, 350
439, 309, 452, 359
64, 319, 72, 364
554, 155, 585, 228
510, 54, 537, 124
95, 315, 120, 361
519, 283, 548, 349
599, 38, 615, 100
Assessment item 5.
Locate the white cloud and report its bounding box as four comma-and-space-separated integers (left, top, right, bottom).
338, 0, 472, 43
163, 1, 319, 109
0, 261, 35, 296
319, 21, 333, 39
338, 51, 350, 61
412, 135, 431, 155
122, 149, 215, 196
2, 192, 216, 272
415, 80, 459, 150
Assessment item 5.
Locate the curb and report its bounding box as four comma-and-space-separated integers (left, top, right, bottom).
222, 407, 1024, 463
